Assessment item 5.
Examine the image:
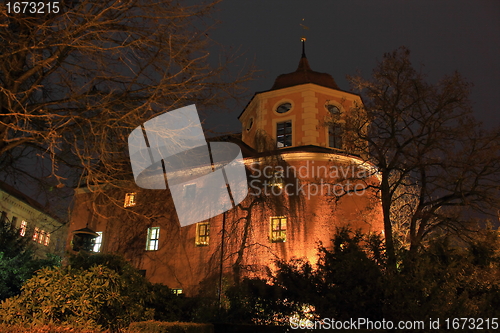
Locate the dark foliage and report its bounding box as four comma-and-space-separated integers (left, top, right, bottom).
223, 227, 500, 325
0, 219, 61, 300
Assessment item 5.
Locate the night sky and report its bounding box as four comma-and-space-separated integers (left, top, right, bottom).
205, 0, 500, 133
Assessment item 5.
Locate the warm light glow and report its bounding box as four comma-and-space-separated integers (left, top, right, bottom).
124, 192, 137, 207
32, 227, 40, 242
270, 216, 287, 242
20, 220, 27, 236
195, 222, 209, 246
93, 231, 103, 252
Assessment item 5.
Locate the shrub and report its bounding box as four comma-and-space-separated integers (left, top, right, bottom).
67, 253, 153, 323
0, 265, 125, 331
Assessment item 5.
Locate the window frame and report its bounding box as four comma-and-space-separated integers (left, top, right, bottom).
183, 183, 197, 200
124, 192, 137, 207
93, 231, 103, 252
44, 233, 51, 246
328, 123, 344, 149
325, 102, 344, 149
172, 288, 183, 295
195, 222, 210, 246
33, 227, 40, 242
276, 120, 293, 148
269, 216, 287, 243
38, 230, 46, 244
146, 227, 160, 251
19, 219, 26, 236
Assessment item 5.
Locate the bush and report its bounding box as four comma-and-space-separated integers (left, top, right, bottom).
68, 254, 191, 322
68, 253, 153, 323
0, 265, 126, 331
1, 253, 197, 330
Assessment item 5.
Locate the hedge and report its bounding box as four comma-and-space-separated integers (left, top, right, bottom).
0, 324, 107, 333
0, 322, 214, 333
127, 321, 214, 333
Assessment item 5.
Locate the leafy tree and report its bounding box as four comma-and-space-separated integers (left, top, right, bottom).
223, 227, 385, 324
343, 47, 500, 267
224, 227, 500, 324
385, 232, 500, 321
273, 227, 384, 320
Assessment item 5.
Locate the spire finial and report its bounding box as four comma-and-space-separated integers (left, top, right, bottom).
300, 18, 309, 58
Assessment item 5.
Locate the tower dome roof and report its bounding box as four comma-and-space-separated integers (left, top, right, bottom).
271, 42, 339, 90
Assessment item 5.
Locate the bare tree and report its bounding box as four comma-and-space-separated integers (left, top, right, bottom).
0, 0, 253, 212
343, 47, 500, 268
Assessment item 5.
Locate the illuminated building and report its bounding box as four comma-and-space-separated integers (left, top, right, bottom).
67, 43, 383, 296
0, 181, 67, 258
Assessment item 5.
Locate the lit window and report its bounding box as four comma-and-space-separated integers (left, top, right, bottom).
270, 216, 287, 243
93, 231, 103, 252
329, 124, 343, 149
195, 222, 209, 246
146, 227, 160, 251
124, 192, 137, 207
19, 220, 26, 236
33, 227, 40, 242
44, 233, 51, 246
276, 121, 292, 148
184, 184, 196, 200
172, 288, 183, 295
38, 230, 46, 244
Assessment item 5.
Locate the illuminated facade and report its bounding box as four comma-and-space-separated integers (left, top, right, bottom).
67, 45, 383, 296
0, 181, 67, 258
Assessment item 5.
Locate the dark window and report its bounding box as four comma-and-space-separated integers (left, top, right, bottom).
326, 104, 341, 115
329, 124, 343, 149
276, 102, 292, 114
184, 184, 197, 200
277, 121, 292, 148
11, 216, 18, 230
